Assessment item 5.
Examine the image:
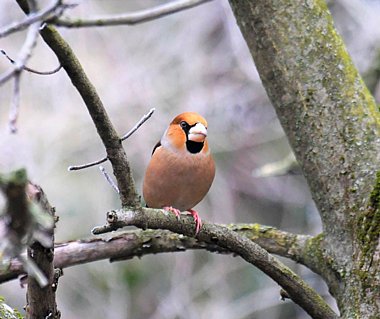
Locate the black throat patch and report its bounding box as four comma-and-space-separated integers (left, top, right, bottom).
186, 140, 204, 154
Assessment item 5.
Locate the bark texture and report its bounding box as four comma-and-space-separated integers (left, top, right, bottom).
228, 1, 380, 318
26, 184, 59, 319
0, 224, 314, 286
93, 208, 338, 319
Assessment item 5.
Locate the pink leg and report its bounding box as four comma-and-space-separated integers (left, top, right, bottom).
187, 209, 202, 235
163, 206, 181, 220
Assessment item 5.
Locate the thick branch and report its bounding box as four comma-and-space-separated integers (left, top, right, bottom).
39, 28, 138, 206
53, 0, 212, 28
0, 224, 311, 283
0, 170, 54, 287
228, 1, 380, 316
93, 208, 338, 319
16, 0, 139, 207
26, 183, 59, 319
228, 0, 380, 259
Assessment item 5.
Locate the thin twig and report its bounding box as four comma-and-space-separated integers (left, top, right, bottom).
68, 157, 107, 171
54, 0, 213, 28
25, 18, 139, 206
0, 2, 42, 132
99, 166, 119, 193
251, 152, 299, 177
0, 19, 41, 86
1, 50, 62, 75
0, 0, 68, 38
9, 72, 21, 133
121, 107, 155, 141
68, 108, 155, 171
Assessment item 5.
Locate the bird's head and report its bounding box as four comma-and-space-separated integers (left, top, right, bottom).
164, 112, 210, 154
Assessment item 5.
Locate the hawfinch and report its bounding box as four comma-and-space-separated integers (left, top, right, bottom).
143, 112, 215, 234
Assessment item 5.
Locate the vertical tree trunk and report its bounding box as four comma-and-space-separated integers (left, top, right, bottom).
26, 184, 60, 319
228, 1, 380, 317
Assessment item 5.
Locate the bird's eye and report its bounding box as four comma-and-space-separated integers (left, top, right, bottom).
180, 121, 187, 128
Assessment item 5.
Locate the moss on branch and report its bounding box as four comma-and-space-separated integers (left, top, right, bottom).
228, 1, 380, 316
0, 224, 311, 284
356, 171, 380, 287
93, 207, 338, 319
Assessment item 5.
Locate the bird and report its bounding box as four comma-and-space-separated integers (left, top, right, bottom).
143, 112, 215, 235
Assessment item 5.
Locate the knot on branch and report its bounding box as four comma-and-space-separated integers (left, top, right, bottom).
106, 210, 118, 223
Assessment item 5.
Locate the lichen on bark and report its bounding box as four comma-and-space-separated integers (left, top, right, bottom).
355, 171, 380, 285
228, 0, 380, 317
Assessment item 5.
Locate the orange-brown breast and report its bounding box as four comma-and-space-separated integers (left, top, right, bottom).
143, 141, 215, 211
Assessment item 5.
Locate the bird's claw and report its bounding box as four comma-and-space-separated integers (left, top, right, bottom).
163, 207, 202, 235
163, 206, 181, 221
188, 209, 202, 235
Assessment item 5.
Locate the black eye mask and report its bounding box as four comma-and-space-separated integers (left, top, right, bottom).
180, 121, 204, 154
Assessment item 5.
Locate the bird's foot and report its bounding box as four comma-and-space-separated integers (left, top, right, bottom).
163, 206, 181, 221
187, 209, 202, 235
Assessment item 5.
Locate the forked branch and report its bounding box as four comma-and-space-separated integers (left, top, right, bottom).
93, 208, 338, 319
68, 108, 155, 171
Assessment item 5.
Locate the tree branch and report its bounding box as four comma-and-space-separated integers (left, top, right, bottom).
68, 108, 155, 171
8, 72, 21, 133
93, 208, 338, 319
0, 13, 40, 86
16, 0, 139, 207
1, 49, 62, 75
26, 183, 59, 319
53, 0, 213, 28
228, 0, 380, 256
0, 170, 54, 287
228, 1, 380, 315
0, 224, 312, 282
0, 0, 66, 38
0, 1, 41, 132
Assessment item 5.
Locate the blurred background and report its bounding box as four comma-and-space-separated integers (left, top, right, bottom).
1, 0, 380, 318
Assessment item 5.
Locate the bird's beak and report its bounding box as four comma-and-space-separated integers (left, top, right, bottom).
188, 123, 207, 142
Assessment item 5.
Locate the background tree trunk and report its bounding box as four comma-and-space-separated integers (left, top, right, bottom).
228, 1, 380, 317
